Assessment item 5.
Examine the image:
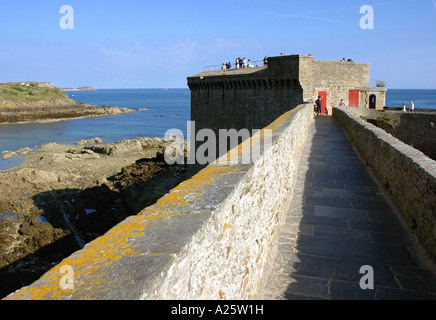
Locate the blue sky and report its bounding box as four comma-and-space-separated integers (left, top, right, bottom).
0, 0, 435, 89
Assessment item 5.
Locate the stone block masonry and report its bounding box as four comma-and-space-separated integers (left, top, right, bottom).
259, 117, 436, 300
156, 104, 313, 299
188, 54, 379, 160
333, 107, 436, 263
4, 103, 314, 300
312, 60, 372, 113
347, 108, 436, 161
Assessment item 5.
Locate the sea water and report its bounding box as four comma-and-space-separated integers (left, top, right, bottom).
0, 89, 191, 170
0, 88, 435, 171
385, 89, 436, 109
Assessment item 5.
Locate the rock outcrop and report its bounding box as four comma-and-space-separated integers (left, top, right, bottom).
0, 136, 192, 298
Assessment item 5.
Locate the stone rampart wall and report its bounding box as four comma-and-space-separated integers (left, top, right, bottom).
188, 56, 371, 137
188, 64, 304, 139
333, 107, 436, 262
190, 84, 303, 135
346, 108, 436, 161
5, 103, 314, 300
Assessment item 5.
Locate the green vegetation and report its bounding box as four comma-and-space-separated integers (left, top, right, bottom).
0, 82, 70, 104
376, 116, 392, 124
366, 115, 394, 132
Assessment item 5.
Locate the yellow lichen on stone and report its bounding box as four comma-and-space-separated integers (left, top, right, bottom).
222, 222, 232, 233
140, 165, 242, 215
5, 214, 161, 300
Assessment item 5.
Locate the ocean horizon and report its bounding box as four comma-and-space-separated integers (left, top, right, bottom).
0, 88, 435, 171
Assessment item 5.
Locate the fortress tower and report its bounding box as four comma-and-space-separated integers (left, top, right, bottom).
188, 54, 386, 158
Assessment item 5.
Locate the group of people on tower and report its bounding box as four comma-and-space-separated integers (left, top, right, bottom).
219, 54, 283, 70
221, 57, 258, 70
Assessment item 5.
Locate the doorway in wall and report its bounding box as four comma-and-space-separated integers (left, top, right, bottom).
318, 91, 328, 115
349, 90, 359, 108
369, 94, 376, 109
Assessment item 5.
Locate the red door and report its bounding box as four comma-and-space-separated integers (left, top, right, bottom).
349, 90, 359, 108
318, 91, 328, 115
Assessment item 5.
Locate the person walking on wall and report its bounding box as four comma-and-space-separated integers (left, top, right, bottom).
339, 99, 345, 107
315, 96, 322, 116
410, 100, 415, 112
263, 56, 268, 66
403, 103, 407, 112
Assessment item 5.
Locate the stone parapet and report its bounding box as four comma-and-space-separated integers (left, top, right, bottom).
333, 107, 436, 263
5, 103, 314, 300
342, 108, 436, 161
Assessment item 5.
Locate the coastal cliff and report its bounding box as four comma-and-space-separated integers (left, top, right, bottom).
0, 82, 133, 124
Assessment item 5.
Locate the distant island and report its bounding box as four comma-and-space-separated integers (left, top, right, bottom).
61, 86, 98, 91
0, 81, 132, 124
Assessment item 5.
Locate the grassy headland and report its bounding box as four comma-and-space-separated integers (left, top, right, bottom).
0, 81, 133, 124
0, 82, 69, 106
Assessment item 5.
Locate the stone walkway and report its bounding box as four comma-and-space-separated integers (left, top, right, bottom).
259, 116, 436, 300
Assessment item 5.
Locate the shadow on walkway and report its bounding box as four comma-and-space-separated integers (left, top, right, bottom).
261, 116, 436, 300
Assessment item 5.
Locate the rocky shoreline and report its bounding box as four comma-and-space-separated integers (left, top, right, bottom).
0, 81, 133, 125
0, 103, 134, 125
0, 136, 192, 298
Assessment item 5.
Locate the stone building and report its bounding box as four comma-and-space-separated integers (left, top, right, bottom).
187, 54, 386, 156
